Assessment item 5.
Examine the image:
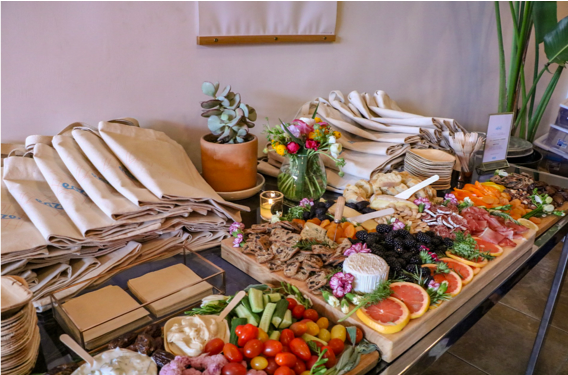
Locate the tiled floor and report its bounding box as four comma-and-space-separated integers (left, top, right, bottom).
421, 242, 568, 375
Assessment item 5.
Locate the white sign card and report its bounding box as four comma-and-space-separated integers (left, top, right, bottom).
482, 113, 514, 164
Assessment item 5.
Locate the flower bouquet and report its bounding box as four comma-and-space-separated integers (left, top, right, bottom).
265, 109, 345, 201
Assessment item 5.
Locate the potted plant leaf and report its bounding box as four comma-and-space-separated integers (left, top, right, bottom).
200, 81, 258, 192
494, 1, 568, 142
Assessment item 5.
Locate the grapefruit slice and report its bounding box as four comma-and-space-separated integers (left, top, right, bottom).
445, 251, 489, 268
390, 282, 430, 319
471, 266, 481, 275
439, 258, 474, 285
472, 237, 504, 257
421, 264, 463, 297
356, 297, 410, 334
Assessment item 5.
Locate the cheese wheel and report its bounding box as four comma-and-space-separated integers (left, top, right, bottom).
343, 253, 389, 293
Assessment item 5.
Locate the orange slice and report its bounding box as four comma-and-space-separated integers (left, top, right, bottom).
356, 297, 410, 334
421, 264, 463, 297
445, 251, 489, 268
439, 258, 474, 285
390, 282, 430, 319
472, 237, 504, 257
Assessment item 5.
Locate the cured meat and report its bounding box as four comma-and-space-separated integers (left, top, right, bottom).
478, 227, 505, 245
499, 238, 516, 247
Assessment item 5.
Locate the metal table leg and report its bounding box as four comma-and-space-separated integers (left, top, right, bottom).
526, 236, 568, 375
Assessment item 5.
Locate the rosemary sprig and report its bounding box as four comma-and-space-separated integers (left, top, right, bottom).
338, 280, 392, 322
450, 232, 495, 261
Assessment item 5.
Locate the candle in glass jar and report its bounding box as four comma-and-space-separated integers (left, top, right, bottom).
259, 191, 283, 221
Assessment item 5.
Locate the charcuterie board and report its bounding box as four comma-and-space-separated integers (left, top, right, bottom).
221, 230, 535, 362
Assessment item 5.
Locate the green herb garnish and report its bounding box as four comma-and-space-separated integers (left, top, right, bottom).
450, 232, 495, 261
308, 342, 328, 375
277, 282, 312, 308
338, 280, 392, 322
184, 299, 228, 316
294, 238, 334, 251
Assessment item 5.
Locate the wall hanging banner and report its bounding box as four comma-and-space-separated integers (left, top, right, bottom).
197, 1, 337, 44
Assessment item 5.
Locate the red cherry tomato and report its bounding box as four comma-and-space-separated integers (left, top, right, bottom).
293, 358, 307, 375
275, 352, 298, 367
286, 298, 298, 310
263, 340, 283, 357
204, 338, 224, 355
235, 325, 245, 336
292, 305, 306, 320
274, 366, 295, 375
290, 322, 307, 337
327, 339, 345, 356
289, 338, 311, 361
302, 309, 319, 322
244, 339, 265, 358
223, 343, 243, 363
347, 327, 364, 344
281, 345, 291, 353
238, 324, 259, 346
280, 329, 295, 346
321, 346, 337, 369
265, 358, 279, 375
306, 355, 319, 370
222, 363, 247, 375
312, 341, 324, 351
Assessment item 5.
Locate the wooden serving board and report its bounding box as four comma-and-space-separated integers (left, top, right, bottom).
345, 351, 379, 375
221, 230, 536, 362
536, 201, 568, 236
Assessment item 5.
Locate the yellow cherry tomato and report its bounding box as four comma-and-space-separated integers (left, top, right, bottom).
316, 317, 329, 330
331, 324, 347, 342
258, 328, 269, 342
306, 321, 320, 336
251, 356, 268, 370
301, 372, 311, 375
318, 328, 331, 342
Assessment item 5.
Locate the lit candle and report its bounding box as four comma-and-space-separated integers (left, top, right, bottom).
260, 191, 283, 221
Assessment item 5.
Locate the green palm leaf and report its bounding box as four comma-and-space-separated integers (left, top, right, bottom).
544, 16, 568, 64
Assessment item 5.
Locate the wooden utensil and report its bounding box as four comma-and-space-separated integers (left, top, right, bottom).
60, 334, 94, 367
333, 197, 345, 242
217, 291, 246, 321
347, 208, 395, 224
395, 175, 439, 200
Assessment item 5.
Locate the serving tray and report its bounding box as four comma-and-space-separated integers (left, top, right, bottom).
221, 229, 535, 362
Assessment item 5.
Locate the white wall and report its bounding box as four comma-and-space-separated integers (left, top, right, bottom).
2, 1, 567, 167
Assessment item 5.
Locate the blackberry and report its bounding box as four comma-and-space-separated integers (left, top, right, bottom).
403, 238, 417, 249
393, 237, 404, 247
302, 211, 311, 221
416, 232, 431, 244
421, 267, 431, 277
402, 252, 414, 261
375, 224, 392, 233
384, 236, 395, 246
394, 246, 405, 255
384, 251, 398, 259
348, 238, 361, 244
355, 231, 368, 242
385, 256, 398, 266
394, 229, 410, 237
390, 261, 402, 272
405, 263, 418, 273
443, 238, 454, 248
425, 231, 436, 237
397, 258, 408, 268
365, 232, 380, 245
431, 237, 442, 246
370, 243, 386, 254
409, 256, 422, 265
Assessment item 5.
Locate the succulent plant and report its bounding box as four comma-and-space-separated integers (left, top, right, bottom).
201, 81, 256, 143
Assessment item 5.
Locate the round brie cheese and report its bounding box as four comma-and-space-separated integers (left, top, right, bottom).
343, 253, 389, 293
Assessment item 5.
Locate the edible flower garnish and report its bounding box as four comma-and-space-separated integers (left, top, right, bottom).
443, 193, 458, 205
299, 198, 314, 208
322, 290, 340, 308
329, 272, 354, 298
426, 280, 452, 306
229, 222, 245, 234
270, 213, 282, 224
232, 233, 244, 248
414, 197, 431, 213
338, 280, 392, 322
391, 218, 405, 230
343, 242, 371, 257
458, 196, 474, 211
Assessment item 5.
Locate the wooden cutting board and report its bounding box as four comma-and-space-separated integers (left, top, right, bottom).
221, 230, 535, 362
535, 201, 568, 236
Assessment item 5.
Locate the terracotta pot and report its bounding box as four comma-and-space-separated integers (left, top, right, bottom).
200, 134, 258, 192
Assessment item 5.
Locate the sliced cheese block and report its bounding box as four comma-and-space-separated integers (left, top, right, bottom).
369, 195, 418, 211
343, 253, 389, 293
328, 203, 361, 218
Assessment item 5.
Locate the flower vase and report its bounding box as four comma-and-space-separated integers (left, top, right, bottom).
277, 152, 327, 202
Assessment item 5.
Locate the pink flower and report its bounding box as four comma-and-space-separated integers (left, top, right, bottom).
391, 218, 405, 231
444, 193, 458, 205
282, 124, 301, 138
428, 280, 440, 290
343, 242, 371, 257
305, 139, 319, 151
413, 197, 431, 210
229, 222, 245, 235
292, 119, 314, 135
419, 245, 430, 252
286, 142, 300, 154
299, 198, 314, 208
233, 233, 244, 248
329, 272, 354, 298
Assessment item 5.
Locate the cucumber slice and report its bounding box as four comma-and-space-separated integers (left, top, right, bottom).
271, 299, 289, 328
235, 305, 259, 326
229, 318, 248, 345
249, 288, 264, 313
269, 331, 281, 341
279, 309, 293, 329
259, 302, 277, 333
263, 294, 270, 308
267, 293, 282, 303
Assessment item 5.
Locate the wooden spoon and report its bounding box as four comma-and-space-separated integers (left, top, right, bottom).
60, 334, 95, 367
217, 291, 246, 321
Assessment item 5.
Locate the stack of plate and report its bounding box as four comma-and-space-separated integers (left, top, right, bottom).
1, 276, 41, 375
404, 149, 456, 190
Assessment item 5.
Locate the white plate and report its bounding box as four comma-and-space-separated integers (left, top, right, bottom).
217, 174, 265, 201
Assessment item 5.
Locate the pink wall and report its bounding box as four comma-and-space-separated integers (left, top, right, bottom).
2, 2, 567, 168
